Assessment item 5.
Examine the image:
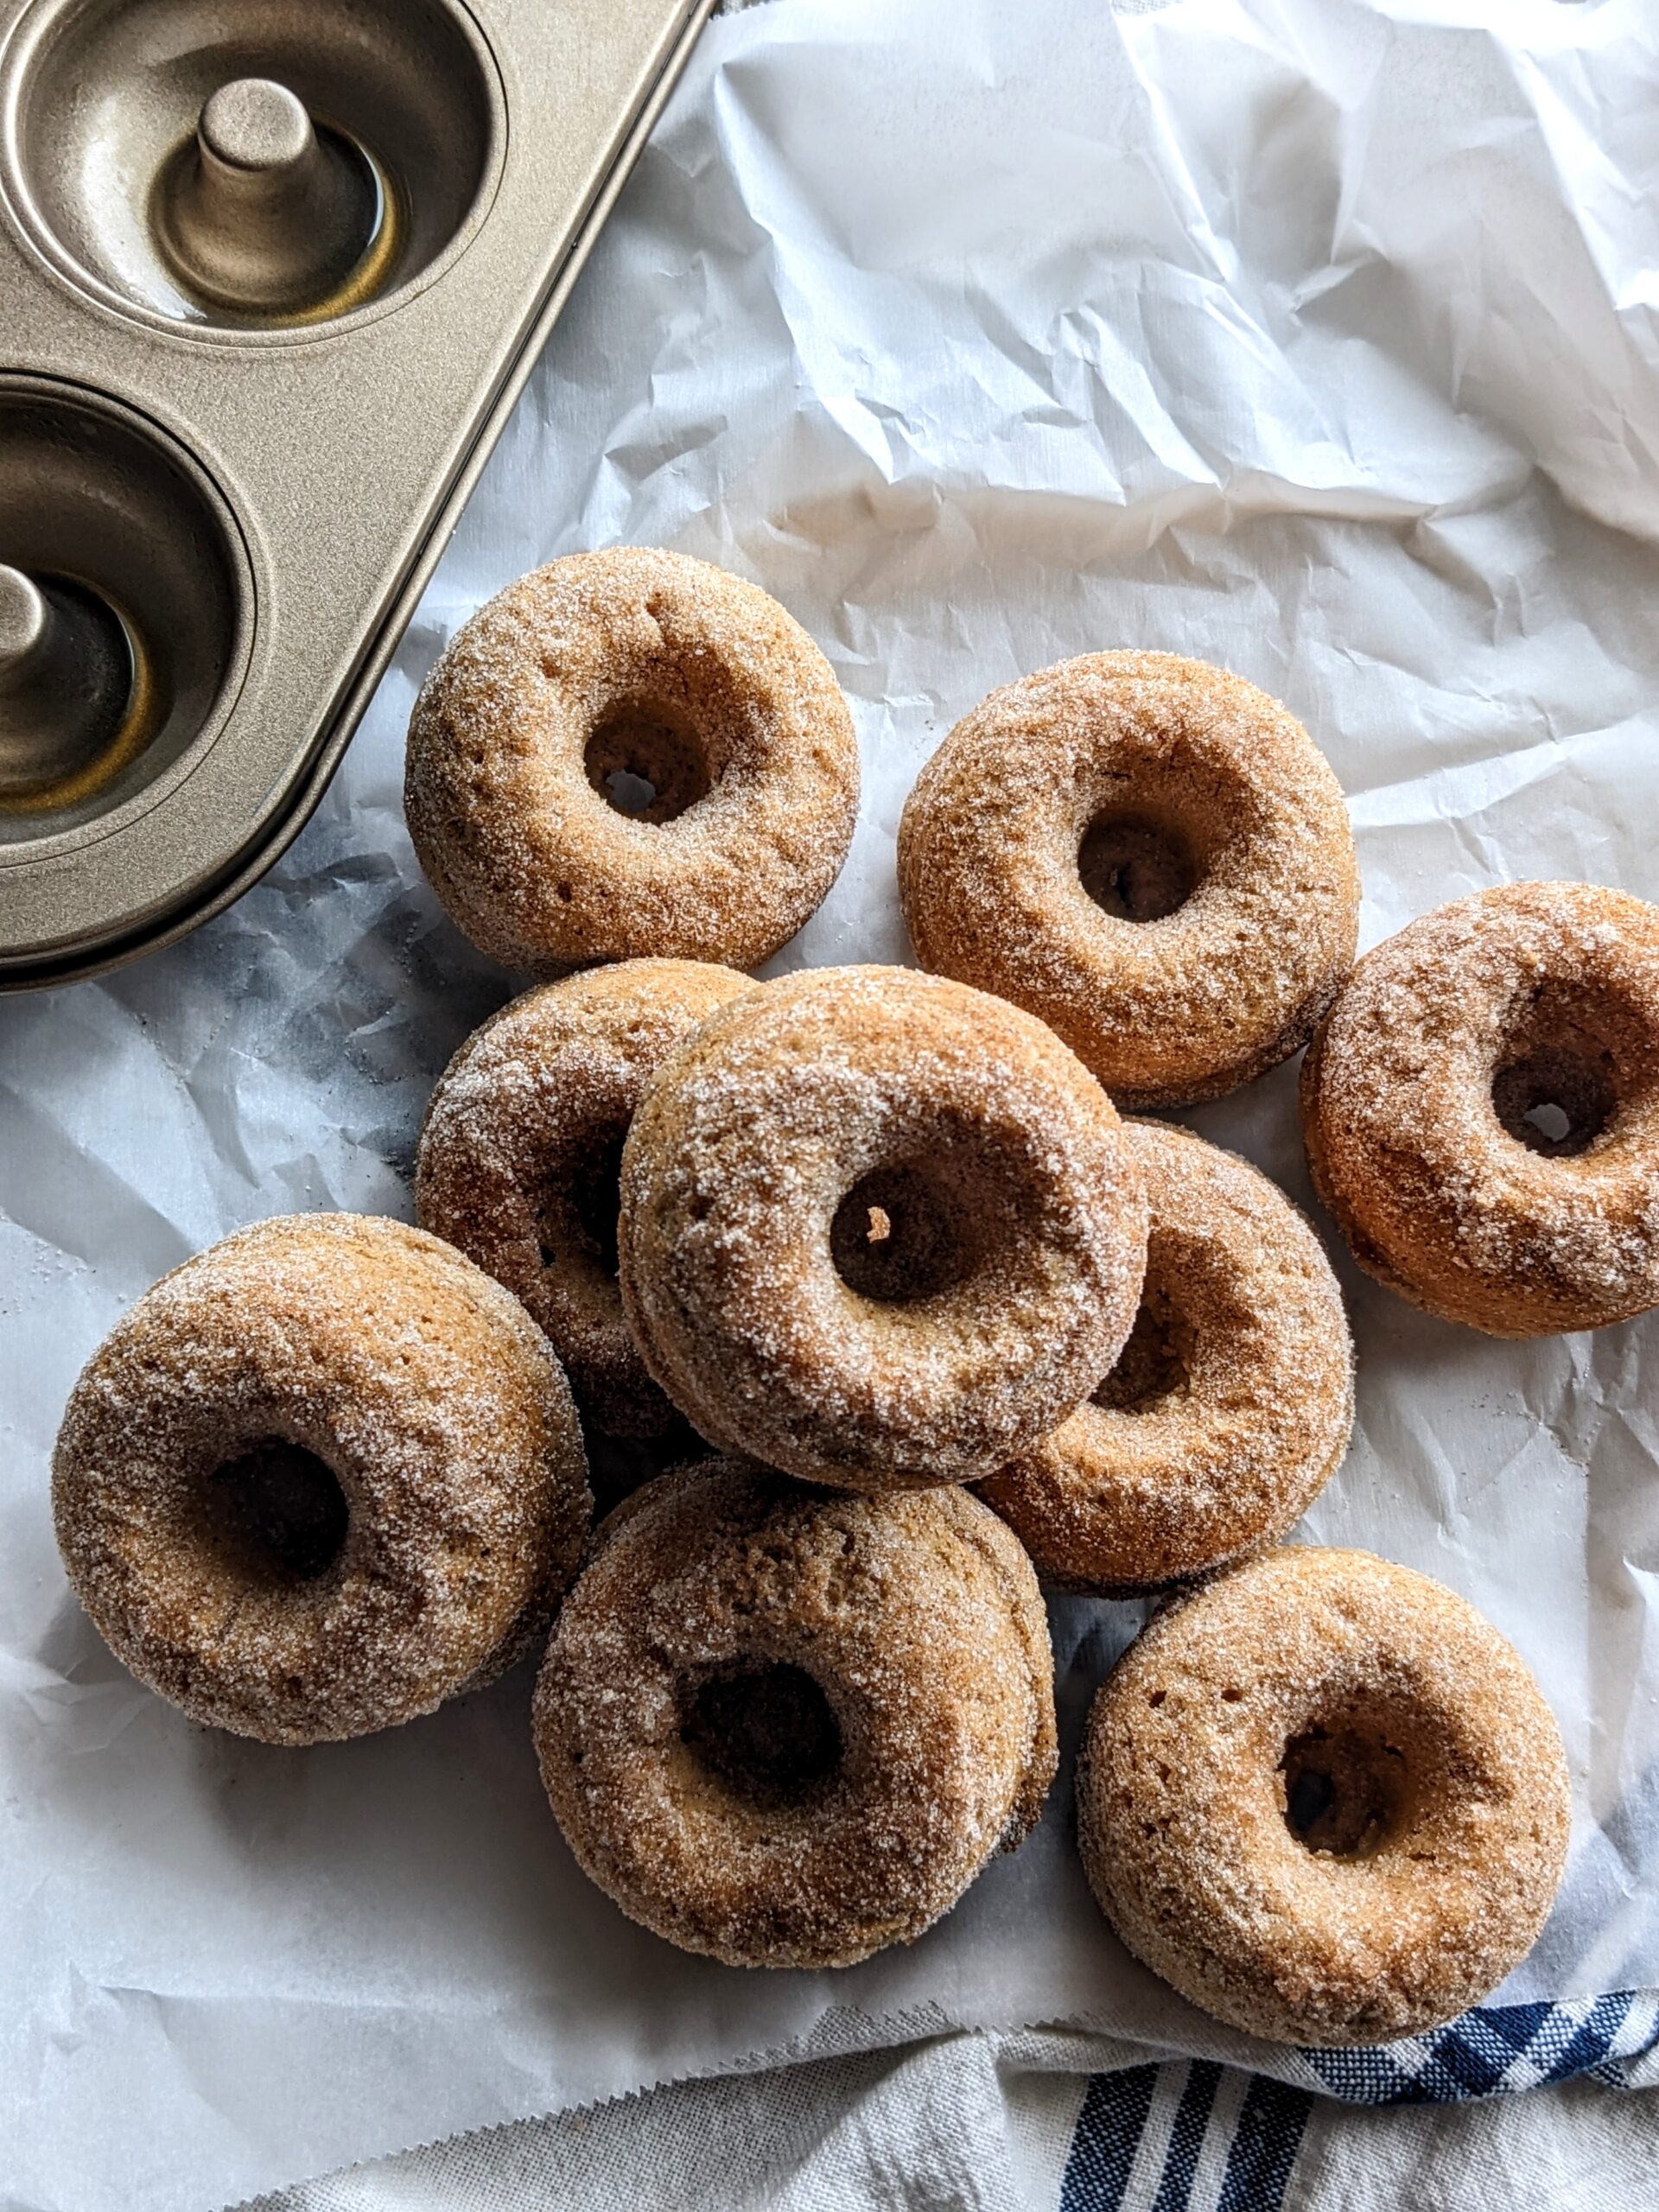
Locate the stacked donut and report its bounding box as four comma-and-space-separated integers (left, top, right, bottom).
55, 549, 1656, 2047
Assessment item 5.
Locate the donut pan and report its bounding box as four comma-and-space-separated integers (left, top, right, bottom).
0, 0, 713, 988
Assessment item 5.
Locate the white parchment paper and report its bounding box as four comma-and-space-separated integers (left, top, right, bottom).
5, 0, 1659, 2203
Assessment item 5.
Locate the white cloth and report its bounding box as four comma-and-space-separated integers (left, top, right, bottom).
244, 2032, 1659, 2212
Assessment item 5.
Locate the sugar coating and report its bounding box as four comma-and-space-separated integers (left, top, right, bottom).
404, 547, 860, 973
1302, 880, 1659, 1335
616, 964, 1149, 1491
897, 652, 1360, 1109
416, 957, 754, 1436
52, 1214, 592, 1745
534, 1458, 1058, 1968
1077, 1547, 1571, 2046
978, 1121, 1353, 1593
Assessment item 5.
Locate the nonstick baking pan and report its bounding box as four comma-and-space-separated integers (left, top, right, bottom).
0, 0, 714, 988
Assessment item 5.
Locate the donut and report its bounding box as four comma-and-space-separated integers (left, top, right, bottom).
617, 964, 1148, 1491
1302, 880, 1659, 1336
404, 548, 859, 974
1077, 1547, 1571, 2045
534, 1459, 1057, 1967
897, 652, 1359, 1108
52, 1214, 590, 1745
977, 1122, 1351, 1593
416, 957, 753, 1435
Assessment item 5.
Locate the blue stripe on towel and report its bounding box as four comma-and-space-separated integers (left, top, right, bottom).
1300, 1990, 1651, 2105
1217, 2075, 1314, 2212
1150, 2061, 1221, 2211
1060, 2062, 1159, 2209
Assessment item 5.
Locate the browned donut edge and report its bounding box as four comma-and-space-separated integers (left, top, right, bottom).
404, 549, 860, 975
978, 1125, 1354, 1592
1075, 1548, 1572, 2045
415, 959, 754, 1436
52, 1213, 590, 1745
532, 1462, 1058, 1967
895, 652, 1360, 1110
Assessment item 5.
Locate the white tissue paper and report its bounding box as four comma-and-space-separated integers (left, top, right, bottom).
4, 0, 1659, 2203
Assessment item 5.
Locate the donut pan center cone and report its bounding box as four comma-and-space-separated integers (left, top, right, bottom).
0, 0, 715, 986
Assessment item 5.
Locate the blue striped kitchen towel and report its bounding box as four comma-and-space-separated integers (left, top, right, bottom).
1059, 1990, 1659, 2210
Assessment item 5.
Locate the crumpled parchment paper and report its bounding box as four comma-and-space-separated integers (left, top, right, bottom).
3, 0, 1658, 2204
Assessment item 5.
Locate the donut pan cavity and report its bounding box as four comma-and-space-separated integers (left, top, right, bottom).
0, 0, 714, 984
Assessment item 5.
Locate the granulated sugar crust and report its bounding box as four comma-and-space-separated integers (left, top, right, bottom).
897, 652, 1359, 1109
52, 1214, 591, 1745
404, 547, 859, 974
534, 1459, 1058, 1968
416, 958, 754, 1436
1302, 880, 1659, 1335
1077, 1547, 1571, 2046
978, 1121, 1353, 1593
616, 964, 1149, 1491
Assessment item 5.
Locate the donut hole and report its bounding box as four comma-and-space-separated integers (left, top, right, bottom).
1093, 1283, 1189, 1413
199, 1440, 349, 1586
535, 1123, 630, 1281
585, 697, 712, 824
1281, 1723, 1411, 1858
679, 1662, 842, 1809
830, 1161, 982, 1303
1079, 814, 1198, 922
1492, 1042, 1618, 1160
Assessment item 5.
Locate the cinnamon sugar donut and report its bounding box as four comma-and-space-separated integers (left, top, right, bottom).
898, 652, 1359, 1108
404, 548, 859, 974
535, 1459, 1057, 1967
416, 958, 753, 1435
978, 1123, 1351, 1593
1303, 880, 1659, 1336
617, 965, 1148, 1491
53, 1214, 590, 1745
1077, 1548, 1571, 2045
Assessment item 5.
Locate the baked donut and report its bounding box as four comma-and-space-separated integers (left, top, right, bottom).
977, 1122, 1351, 1593
535, 1458, 1057, 1967
1077, 1547, 1571, 2045
404, 548, 859, 974
898, 652, 1359, 1108
1302, 880, 1659, 1336
416, 957, 753, 1435
53, 1214, 590, 1745
617, 964, 1147, 1491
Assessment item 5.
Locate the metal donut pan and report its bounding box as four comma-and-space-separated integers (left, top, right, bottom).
0, 0, 714, 988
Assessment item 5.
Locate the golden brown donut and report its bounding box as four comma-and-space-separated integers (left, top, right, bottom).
534, 1458, 1057, 1967
977, 1122, 1351, 1593
897, 652, 1359, 1108
52, 1214, 590, 1745
404, 548, 859, 974
1077, 1548, 1571, 2046
416, 957, 753, 1435
617, 964, 1148, 1491
1302, 880, 1659, 1336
